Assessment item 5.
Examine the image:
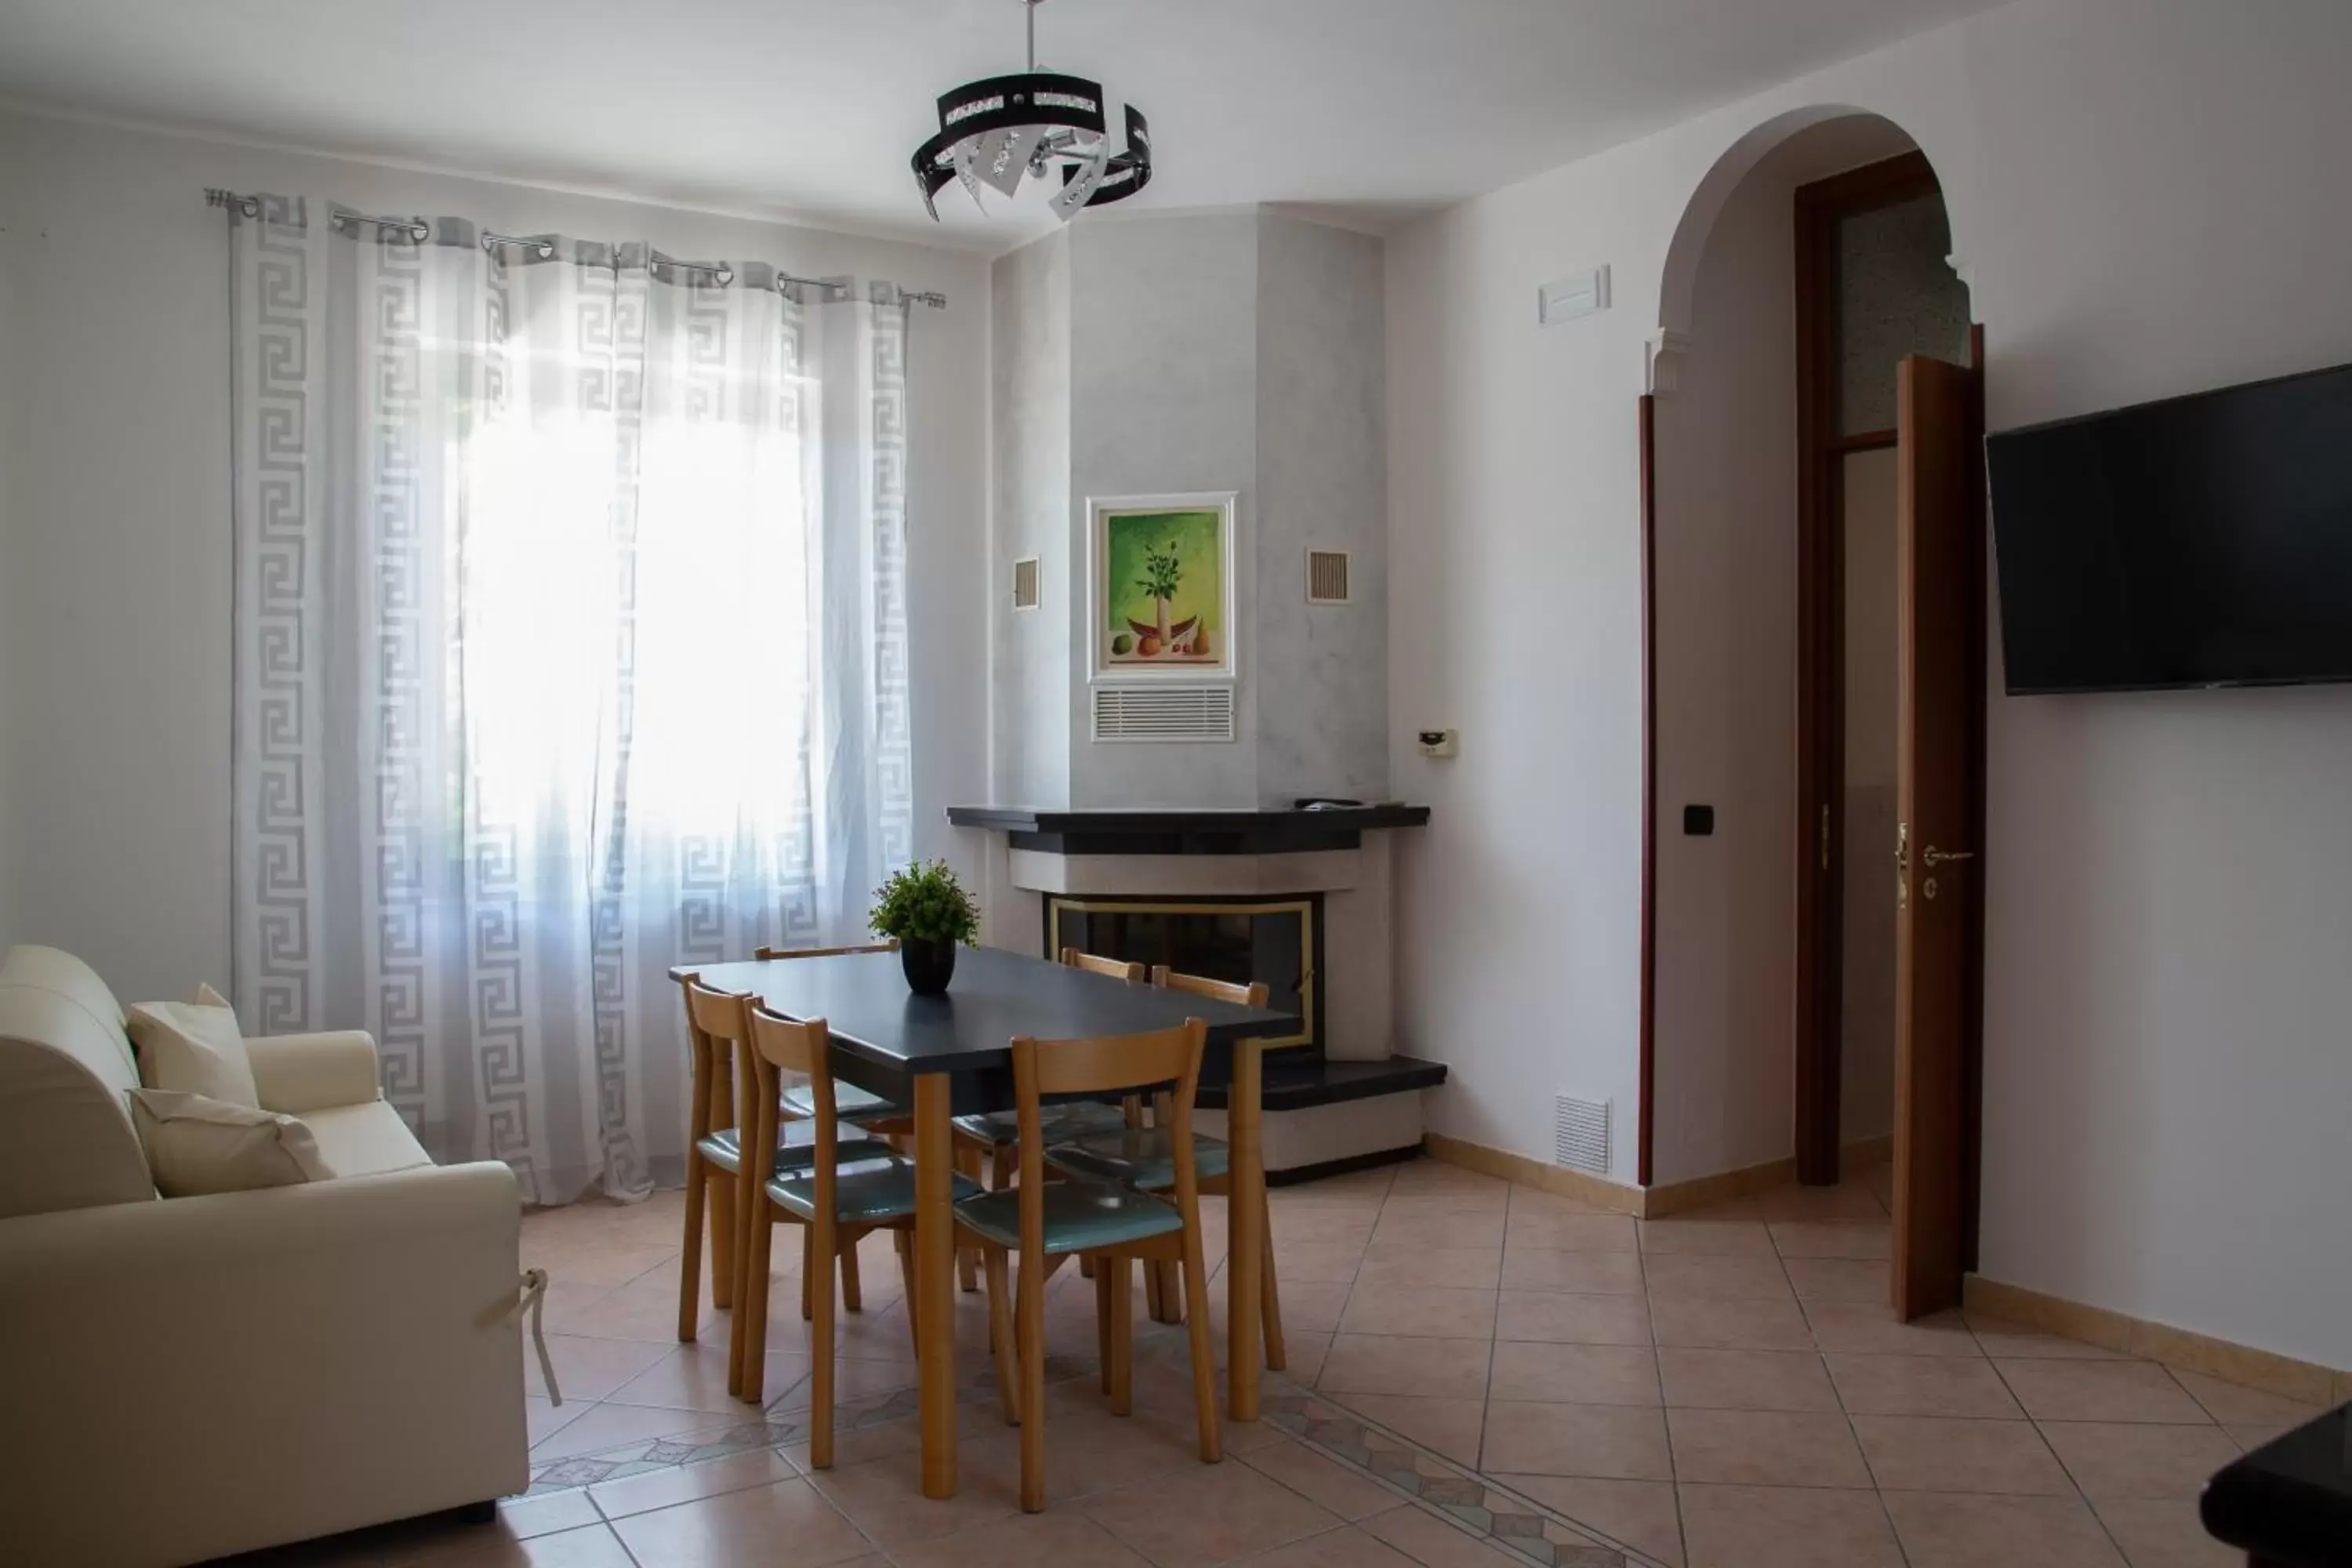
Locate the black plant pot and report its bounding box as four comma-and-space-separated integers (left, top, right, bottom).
898, 938, 957, 996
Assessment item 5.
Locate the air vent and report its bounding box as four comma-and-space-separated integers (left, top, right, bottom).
1554, 1094, 1610, 1175
1092, 685, 1236, 742
1306, 549, 1351, 605
1011, 557, 1040, 610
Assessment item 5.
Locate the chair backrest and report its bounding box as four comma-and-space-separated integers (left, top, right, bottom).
1151, 966, 1269, 1009
754, 942, 897, 960
677, 975, 757, 1139
1060, 947, 1145, 982
0, 945, 154, 1218
1008, 1018, 1207, 1251
747, 1005, 840, 1218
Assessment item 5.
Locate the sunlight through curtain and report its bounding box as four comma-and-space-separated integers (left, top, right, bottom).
226, 198, 913, 1203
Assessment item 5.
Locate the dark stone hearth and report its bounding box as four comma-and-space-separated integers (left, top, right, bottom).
945, 804, 1430, 855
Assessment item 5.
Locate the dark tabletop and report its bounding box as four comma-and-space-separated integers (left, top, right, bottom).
2201, 1402, 2352, 1564
670, 946, 1297, 1109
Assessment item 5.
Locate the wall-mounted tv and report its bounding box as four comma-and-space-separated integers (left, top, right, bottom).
1986, 361, 2352, 695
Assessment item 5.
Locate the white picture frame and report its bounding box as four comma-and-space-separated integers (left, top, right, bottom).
1085, 491, 1240, 684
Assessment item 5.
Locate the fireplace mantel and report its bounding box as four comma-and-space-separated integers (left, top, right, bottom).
945, 804, 1430, 856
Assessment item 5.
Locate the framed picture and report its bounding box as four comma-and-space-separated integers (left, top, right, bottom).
1087, 492, 1238, 681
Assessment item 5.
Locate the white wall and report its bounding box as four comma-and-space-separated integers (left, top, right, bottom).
989, 229, 1073, 808
0, 108, 989, 1003
1388, 0, 2352, 1365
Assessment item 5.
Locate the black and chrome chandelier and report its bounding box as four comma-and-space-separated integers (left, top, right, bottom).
911, 0, 1151, 223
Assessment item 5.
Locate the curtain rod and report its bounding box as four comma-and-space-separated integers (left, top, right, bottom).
205, 188, 947, 307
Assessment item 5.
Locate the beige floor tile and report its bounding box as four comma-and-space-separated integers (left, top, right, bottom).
1275, 1166, 1396, 1203
1243, 1436, 1406, 1519
1802, 1301, 1982, 1356
1686, 1181, 1886, 1223
1648, 1294, 1814, 1351
561, 1275, 706, 1343
1494, 1290, 1653, 1345
1636, 1219, 1777, 1257
2223, 1421, 2289, 1450
1495, 1475, 1685, 1568
1234, 1524, 1425, 1567
1782, 1257, 1890, 1303
1994, 1359, 2212, 1424
529, 1401, 719, 1463
1319, 1334, 1494, 1399
2165, 1367, 2327, 1426
402, 1521, 640, 1567
887, 1510, 1153, 1568
1639, 1253, 1793, 1301
1276, 1237, 1378, 1283
2036, 1420, 2242, 1499
524, 1240, 680, 1288
1826, 1352, 2024, 1417
1964, 1315, 2128, 1360
1271, 1278, 1353, 1335
496, 1490, 604, 1541
1372, 1209, 1506, 1250
1676, 1482, 1903, 1568
589, 1446, 801, 1520
1359, 1502, 1529, 1566
2089, 1497, 2241, 1568
1849, 1414, 2074, 1494
610, 1476, 877, 1566
1315, 1392, 1489, 1466
527, 1333, 675, 1402
526, 1394, 588, 1448
1382, 1190, 1512, 1221
1664, 1407, 1871, 1488
1504, 1208, 1639, 1254
604, 1342, 811, 1414
956, 1403, 1211, 1504
1479, 1400, 1673, 1480
1079, 1457, 1342, 1566
1767, 1221, 1890, 1259
1386, 1163, 1513, 1202
1487, 1341, 1661, 1406
1338, 1283, 1500, 1340
1880, 1490, 2127, 1567
1497, 1247, 1646, 1295
1657, 1347, 1839, 1412
534, 1277, 626, 1335
803, 1445, 1024, 1549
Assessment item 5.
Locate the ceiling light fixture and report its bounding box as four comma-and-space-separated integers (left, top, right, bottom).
911, 0, 1151, 224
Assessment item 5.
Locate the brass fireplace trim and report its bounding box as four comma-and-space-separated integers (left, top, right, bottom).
1044, 895, 1317, 1052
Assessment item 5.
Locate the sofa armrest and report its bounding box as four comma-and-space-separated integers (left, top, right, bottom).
246, 1029, 382, 1113
0, 1162, 528, 1565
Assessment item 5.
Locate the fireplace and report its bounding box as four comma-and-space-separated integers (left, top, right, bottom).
1044, 894, 1323, 1056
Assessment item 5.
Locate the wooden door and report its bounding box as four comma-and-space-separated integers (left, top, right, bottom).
1891, 354, 1976, 1318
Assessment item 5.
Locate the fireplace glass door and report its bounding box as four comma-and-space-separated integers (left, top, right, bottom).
1044, 895, 1319, 1054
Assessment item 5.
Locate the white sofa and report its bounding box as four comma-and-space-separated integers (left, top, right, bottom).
0, 945, 529, 1566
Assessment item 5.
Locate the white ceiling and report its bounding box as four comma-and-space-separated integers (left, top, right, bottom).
0, 0, 2004, 252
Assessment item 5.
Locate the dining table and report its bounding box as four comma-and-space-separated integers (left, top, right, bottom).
668, 943, 1298, 1500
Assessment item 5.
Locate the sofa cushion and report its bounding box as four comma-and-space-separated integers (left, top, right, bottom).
129, 1088, 333, 1196
303, 1101, 434, 1178
127, 998, 261, 1108
0, 946, 153, 1218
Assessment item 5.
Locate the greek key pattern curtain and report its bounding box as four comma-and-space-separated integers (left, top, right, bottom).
227, 197, 913, 1203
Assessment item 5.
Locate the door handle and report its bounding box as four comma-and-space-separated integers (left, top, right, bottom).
1922, 846, 1975, 867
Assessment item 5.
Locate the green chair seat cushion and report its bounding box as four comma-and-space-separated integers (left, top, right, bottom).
951, 1102, 1131, 1147
1042, 1127, 1229, 1192
697, 1122, 895, 1178
765, 1158, 982, 1225
783, 1078, 906, 1122
953, 1179, 1185, 1254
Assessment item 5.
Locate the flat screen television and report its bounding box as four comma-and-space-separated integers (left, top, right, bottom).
1986, 361, 2352, 694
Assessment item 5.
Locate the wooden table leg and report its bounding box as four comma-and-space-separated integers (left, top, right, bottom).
913, 1075, 959, 1498
1226, 1038, 1263, 1422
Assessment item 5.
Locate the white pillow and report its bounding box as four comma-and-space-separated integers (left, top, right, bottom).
129, 1088, 334, 1196
126, 995, 260, 1107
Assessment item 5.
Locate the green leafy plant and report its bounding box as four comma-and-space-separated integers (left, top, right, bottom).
1135, 543, 1183, 604
869, 859, 979, 947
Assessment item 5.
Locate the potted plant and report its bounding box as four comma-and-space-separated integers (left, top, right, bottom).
869, 859, 979, 995
1137, 542, 1181, 652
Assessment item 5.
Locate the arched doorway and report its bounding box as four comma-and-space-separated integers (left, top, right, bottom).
1639, 111, 1985, 1314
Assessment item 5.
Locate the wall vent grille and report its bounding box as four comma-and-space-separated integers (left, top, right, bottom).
1306, 549, 1352, 605
1092, 685, 1236, 743
1553, 1094, 1610, 1175
1011, 557, 1040, 610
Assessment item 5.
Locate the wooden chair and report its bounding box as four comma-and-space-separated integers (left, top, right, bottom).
1043, 967, 1286, 1369
957, 1018, 1221, 1511
753, 943, 909, 1125
951, 947, 1141, 1164
735, 1002, 981, 1459
677, 976, 893, 1391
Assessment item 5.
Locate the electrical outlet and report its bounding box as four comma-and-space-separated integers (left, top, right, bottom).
1417, 728, 1458, 758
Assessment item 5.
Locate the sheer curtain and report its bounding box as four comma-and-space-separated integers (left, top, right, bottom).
226, 198, 913, 1203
